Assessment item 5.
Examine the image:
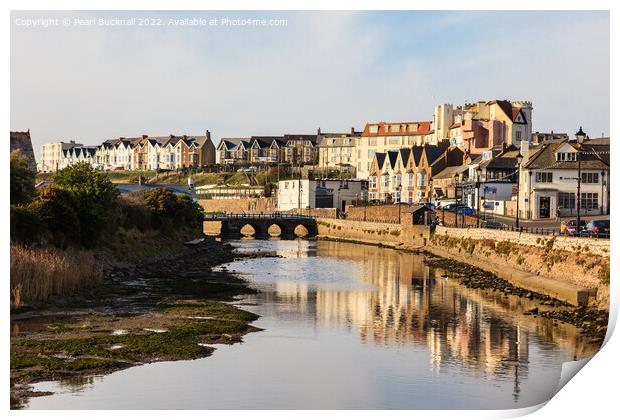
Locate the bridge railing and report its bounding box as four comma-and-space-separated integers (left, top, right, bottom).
204, 212, 315, 221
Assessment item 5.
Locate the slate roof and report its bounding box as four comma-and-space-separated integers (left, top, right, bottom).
399, 148, 412, 167
374, 152, 387, 172
251, 136, 285, 147
425, 145, 447, 166
411, 146, 424, 166
433, 164, 470, 180
524, 141, 609, 170
387, 150, 399, 169
218, 138, 251, 150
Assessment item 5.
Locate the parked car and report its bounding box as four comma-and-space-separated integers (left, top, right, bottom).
563, 219, 587, 236
441, 203, 474, 216
584, 219, 610, 237
412, 202, 435, 209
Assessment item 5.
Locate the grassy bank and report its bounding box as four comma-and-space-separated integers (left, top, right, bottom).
10, 246, 103, 308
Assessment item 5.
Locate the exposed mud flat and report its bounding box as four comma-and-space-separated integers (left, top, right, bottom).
10, 237, 261, 409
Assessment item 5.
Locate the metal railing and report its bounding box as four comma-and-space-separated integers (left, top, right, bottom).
440, 217, 610, 238
204, 212, 315, 221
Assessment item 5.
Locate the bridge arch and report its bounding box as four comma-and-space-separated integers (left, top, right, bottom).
209, 214, 318, 239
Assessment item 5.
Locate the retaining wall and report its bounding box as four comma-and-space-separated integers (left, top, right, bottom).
316, 216, 430, 249
344, 204, 418, 224
435, 226, 610, 257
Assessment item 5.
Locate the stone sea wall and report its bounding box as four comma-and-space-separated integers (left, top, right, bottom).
315, 216, 430, 249
435, 226, 610, 257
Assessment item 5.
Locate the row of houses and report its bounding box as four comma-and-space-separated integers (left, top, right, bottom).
318, 99, 534, 179
367, 127, 610, 220
38, 132, 216, 172
215, 130, 357, 166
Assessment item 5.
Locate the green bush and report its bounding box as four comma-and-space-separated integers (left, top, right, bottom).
144, 188, 204, 232
117, 195, 152, 232
28, 186, 81, 248
10, 152, 35, 205
10, 205, 42, 245
53, 163, 119, 247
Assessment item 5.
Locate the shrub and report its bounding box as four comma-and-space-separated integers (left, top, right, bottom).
598, 263, 610, 285
28, 186, 81, 248
144, 188, 204, 232
117, 195, 152, 231
10, 151, 35, 205
53, 162, 119, 247
10, 205, 42, 245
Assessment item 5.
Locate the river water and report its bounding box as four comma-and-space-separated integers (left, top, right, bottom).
26, 239, 598, 409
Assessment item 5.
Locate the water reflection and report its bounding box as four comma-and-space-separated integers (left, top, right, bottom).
231, 240, 596, 405
27, 239, 598, 409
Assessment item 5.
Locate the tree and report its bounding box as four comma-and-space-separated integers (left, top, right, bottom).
10, 151, 35, 205
144, 188, 204, 231
53, 162, 119, 246
10, 205, 42, 245
28, 186, 81, 248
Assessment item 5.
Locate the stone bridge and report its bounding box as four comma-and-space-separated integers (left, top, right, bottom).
204, 213, 318, 239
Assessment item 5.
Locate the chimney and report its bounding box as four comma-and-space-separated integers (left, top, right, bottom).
350, 127, 355, 135
141, 134, 148, 139
317, 127, 321, 135
520, 136, 530, 164
206, 130, 211, 141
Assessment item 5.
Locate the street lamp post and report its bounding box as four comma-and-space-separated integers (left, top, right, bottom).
476, 167, 482, 227
515, 152, 523, 230
453, 173, 459, 227
396, 184, 402, 224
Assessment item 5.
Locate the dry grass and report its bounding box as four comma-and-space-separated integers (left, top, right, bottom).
10, 244, 103, 308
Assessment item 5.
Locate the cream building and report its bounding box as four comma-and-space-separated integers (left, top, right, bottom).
356, 121, 434, 179
38, 141, 83, 172
317, 129, 362, 175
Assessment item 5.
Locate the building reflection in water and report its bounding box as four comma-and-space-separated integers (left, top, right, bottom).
249, 240, 597, 403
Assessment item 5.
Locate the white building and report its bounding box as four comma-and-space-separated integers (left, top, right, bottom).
38, 141, 83, 172
277, 179, 368, 211
519, 131, 609, 219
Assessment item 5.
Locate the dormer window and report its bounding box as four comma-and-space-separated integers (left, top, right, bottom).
556, 152, 576, 162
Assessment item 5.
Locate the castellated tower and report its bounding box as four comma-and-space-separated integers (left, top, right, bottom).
511, 100, 533, 144
433, 104, 455, 144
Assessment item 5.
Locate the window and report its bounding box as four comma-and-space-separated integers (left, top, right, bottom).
581, 193, 599, 210
382, 174, 389, 188
516, 131, 522, 142
582, 173, 600, 184
556, 152, 577, 162
369, 176, 377, 189
536, 172, 553, 183
558, 192, 575, 209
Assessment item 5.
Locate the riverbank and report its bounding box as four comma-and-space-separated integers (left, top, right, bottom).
311, 218, 608, 345
10, 236, 261, 409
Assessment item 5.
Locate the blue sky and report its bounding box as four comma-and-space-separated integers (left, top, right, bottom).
11, 10, 610, 154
